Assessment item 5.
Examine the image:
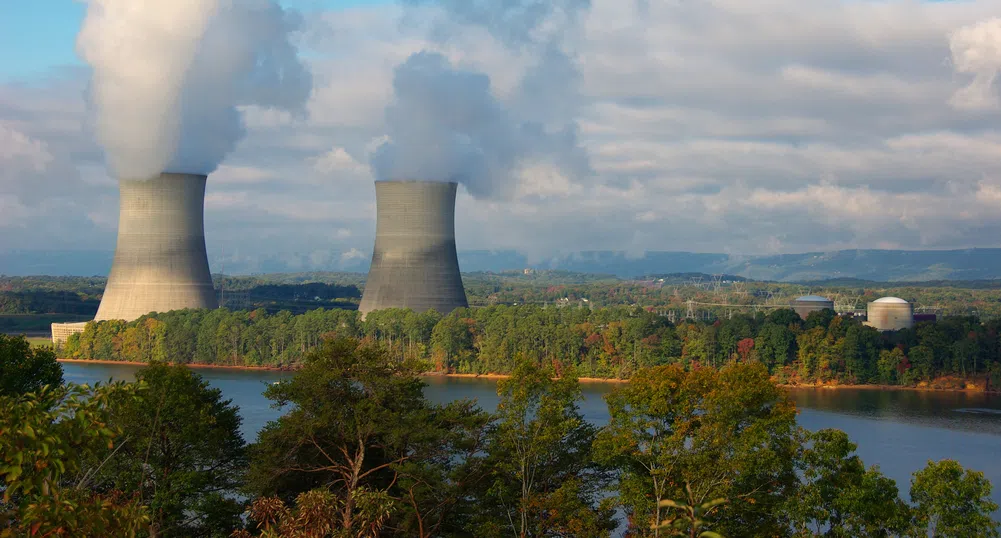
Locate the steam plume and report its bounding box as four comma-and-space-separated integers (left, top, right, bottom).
949, 18, 1001, 111
76, 0, 312, 180
372, 0, 591, 199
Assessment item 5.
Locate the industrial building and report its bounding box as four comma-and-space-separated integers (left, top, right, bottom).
790, 295, 835, 320
50, 321, 89, 346
52, 172, 218, 345
865, 297, 914, 331
359, 180, 468, 318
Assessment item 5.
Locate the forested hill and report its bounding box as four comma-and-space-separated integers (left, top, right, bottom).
7, 247, 1001, 281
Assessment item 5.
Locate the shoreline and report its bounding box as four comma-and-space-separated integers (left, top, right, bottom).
57, 358, 291, 372
57, 359, 998, 393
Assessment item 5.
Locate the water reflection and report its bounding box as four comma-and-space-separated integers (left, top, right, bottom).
785, 387, 1001, 436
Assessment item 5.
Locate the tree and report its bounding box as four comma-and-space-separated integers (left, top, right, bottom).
877, 348, 907, 385
652, 483, 726, 538
244, 338, 489, 536
233, 489, 393, 538
786, 429, 911, 537
474, 359, 615, 537
0, 334, 63, 396
91, 363, 247, 537
910, 459, 999, 538
0, 383, 149, 537
595, 362, 799, 537
756, 323, 795, 372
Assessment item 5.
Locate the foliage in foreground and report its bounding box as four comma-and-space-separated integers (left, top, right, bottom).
0, 334, 63, 397
596, 362, 799, 536
0, 383, 149, 537
92, 363, 248, 537
2, 335, 999, 537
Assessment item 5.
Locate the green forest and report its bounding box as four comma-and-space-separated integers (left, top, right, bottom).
61, 305, 1001, 389
2, 334, 998, 537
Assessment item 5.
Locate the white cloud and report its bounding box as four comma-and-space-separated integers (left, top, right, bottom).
3, 0, 1001, 269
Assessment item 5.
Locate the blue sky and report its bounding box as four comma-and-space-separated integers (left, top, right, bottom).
0, 0, 389, 81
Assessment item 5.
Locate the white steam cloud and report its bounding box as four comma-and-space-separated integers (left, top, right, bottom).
371, 0, 591, 199
76, 0, 312, 180
949, 17, 1001, 111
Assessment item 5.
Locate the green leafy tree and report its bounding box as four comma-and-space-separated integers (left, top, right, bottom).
877, 348, 907, 385
786, 429, 911, 537
909, 459, 999, 538
474, 359, 615, 537
0, 334, 63, 396
756, 323, 796, 371
652, 483, 726, 538
0, 383, 149, 537
90, 363, 247, 537
245, 338, 489, 537
595, 362, 799, 537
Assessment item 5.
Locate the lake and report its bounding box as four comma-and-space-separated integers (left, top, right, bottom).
62, 361, 1001, 509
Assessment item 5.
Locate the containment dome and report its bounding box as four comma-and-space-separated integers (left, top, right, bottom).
866, 297, 913, 332
790, 295, 834, 320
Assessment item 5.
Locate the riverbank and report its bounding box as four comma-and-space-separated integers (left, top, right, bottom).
57, 359, 998, 393
57, 358, 292, 372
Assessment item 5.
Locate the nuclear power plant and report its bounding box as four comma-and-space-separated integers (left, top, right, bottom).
53, 173, 218, 343
864, 297, 914, 332
359, 180, 468, 318
94, 172, 218, 322
790, 295, 834, 320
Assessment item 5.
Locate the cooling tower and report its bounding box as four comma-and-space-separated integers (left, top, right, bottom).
95, 173, 218, 321
359, 180, 468, 318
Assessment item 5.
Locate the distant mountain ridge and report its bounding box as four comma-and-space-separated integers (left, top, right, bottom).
3, 248, 1001, 282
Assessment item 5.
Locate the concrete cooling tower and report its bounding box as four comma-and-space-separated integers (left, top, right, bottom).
95, 172, 218, 321
359, 180, 468, 318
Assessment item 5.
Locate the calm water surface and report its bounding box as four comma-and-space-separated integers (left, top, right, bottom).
63, 362, 1001, 508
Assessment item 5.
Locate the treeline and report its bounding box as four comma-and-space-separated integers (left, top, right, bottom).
63, 305, 1001, 388
0, 290, 100, 315
4, 335, 999, 537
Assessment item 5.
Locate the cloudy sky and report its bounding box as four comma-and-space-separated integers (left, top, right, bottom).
2, 0, 1001, 273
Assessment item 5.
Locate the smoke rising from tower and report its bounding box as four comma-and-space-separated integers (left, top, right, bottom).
949, 17, 1001, 111
371, 0, 591, 198
76, 0, 312, 179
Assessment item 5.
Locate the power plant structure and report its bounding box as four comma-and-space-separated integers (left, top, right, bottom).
790, 295, 835, 320
865, 297, 914, 331
95, 172, 218, 321
358, 180, 468, 318
53, 173, 218, 344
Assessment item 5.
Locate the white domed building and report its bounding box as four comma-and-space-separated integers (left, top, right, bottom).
865, 297, 914, 331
